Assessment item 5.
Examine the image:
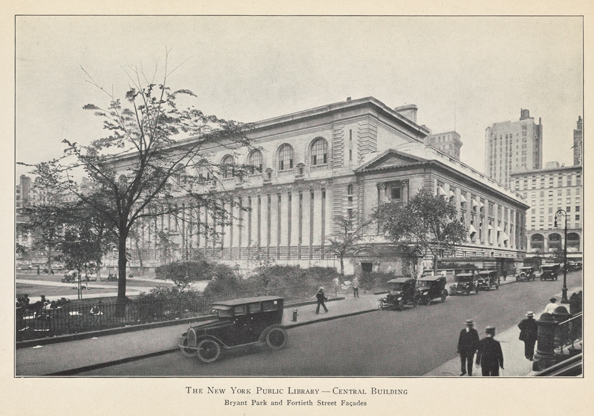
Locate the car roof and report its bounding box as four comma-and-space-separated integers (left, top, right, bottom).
456, 273, 475, 277
211, 296, 283, 307
477, 270, 496, 274
542, 263, 560, 267
387, 277, 414, 283
417, 276, 444, 282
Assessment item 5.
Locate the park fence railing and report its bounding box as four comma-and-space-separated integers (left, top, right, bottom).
16, 282, 324, 342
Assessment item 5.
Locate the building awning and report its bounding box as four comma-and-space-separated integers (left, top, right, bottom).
472, 199, 479, 208
469, 225, 477, 235
449, 190, 455, 198
479, 202, 485, 208
460, 195, 467, 203
438, 186, 447, 196
497, 226, 503, 232
502, 232, 509, 242
488, 225, 493, 230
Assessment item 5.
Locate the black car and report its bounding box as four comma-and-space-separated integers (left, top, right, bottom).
541, 264, 561, 281
180, 296, 287, 363
454, 273, 480, 295
378, 277, 419, 311
416, 276, 448, 305
476, 270, 500, 291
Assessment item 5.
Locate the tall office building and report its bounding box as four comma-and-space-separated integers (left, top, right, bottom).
485, 109, 543, 188
425, 131, 462, 161
573, 116, 583, 166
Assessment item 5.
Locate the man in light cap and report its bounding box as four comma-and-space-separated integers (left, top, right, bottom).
457, 319, 480, 376
476, 326, 504, 376
518, 311, 538, 360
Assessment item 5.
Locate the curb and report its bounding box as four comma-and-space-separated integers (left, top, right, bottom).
17, 297, 346, 349
45, 302, 376, 376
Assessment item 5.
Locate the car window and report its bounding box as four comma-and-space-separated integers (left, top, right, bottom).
234, 305, 247, 316
212, 305, 232, 318
262, 300, 278, 312
248, 303, 261, 314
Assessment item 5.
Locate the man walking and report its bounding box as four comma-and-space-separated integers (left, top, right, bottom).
518, 311, 538, 360
476, 325, 504, 376
457, 319, 480, 376
332, 276, 340, 297
315, 287, 328, 314
352, 276, 360, 298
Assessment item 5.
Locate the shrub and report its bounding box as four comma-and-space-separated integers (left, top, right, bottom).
202, 264, 244, 298
359, 272, 397, 290
154, 260, 214, 289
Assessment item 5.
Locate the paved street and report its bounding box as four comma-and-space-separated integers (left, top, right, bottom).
76, 272, 581, 376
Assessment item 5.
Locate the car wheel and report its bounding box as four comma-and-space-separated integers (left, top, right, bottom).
378, 300, 385, 310
266, 327, 288, 350
441, 291, 447, 302
397, 300, 404, 311
196, 338, 221, 363
495, 284, 499, 290
412, 297, 418, 308
476, 288, 480, 295
180, 335, 197, 358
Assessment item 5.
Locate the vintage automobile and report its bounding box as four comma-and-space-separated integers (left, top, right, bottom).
541, 264, 561, 281
476, 270, 500, 291
179, 296, 288, 363
378, 277, 419, 311
516, 266, 537, 282
454, 273, 480, 295
416, 276, 448, 305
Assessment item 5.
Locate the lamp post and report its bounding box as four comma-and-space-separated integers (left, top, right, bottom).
554, 209, 568, 304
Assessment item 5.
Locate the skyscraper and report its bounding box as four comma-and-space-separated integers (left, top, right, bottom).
485, 109, 543, 188
573, 116, 583, 166
424, 131, 463, 161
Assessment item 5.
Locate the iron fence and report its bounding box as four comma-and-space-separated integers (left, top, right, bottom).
555, 312, 582, 353
16, 283, 324, 342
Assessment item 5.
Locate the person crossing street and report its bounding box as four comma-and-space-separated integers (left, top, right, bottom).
315, 287, 328, 314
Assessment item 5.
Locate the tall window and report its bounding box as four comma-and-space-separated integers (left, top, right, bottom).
311, 138, 328, 166
221, 155, 234, 178
248, 150, 263, 174
278, 144, 294, 171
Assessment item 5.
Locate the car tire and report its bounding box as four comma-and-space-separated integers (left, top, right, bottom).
266, 327, 288, 350
495, 284, 499, 290
196, 338, 221, 363
441, 291, 447, 302
476, 288, 480, 295
397, 300, 404, 311
378, 300, 385, 310
412, 298, 418, 308
180, 335, 197, 358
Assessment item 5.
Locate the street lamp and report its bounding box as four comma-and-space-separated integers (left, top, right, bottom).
554, 209, 568, 304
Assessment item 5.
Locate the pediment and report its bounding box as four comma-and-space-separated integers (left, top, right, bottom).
358, 149, 425, 171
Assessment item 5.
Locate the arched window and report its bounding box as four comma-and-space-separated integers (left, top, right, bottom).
311, 138, 328, 166
278, 144, 293, 171
221, 155, 234, 178
248, 150, 263, 174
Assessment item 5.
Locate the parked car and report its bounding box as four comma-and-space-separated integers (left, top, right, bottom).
476, 270, 500, 291
378, 277, 419, 311
541, 264, 561, 281
416, 276, 448, 305
180, 296, 287, 363
454, 273, 480, 295
568, 261, 582, 272
516, 266, 537, 282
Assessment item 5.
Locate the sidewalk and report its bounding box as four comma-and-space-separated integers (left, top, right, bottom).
423, 284, 582, 377
16, 292, 379, 376
15, 280, 580, 377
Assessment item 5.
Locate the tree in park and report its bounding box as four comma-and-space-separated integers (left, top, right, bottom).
325, 213, 370, 275
373, 189, 468, 273
20, 54, 254, 314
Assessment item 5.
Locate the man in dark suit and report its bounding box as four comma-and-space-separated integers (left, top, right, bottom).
476, 325, 504, 376
518, 311, 538, 360
457, 319, 480, 376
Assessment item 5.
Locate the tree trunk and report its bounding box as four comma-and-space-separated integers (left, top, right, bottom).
340, 256, 345, 275
432, 254, 438, 273
116, 232, 128, 317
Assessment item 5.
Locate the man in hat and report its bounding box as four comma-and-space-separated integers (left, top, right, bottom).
457, 319, 480, 376
518, 311, 538, 360
544, 297, 558, 314
315, 287, 328, 314
476, 326, 504, 376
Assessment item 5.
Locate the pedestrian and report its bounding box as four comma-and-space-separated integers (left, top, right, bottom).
476, 325, 504, 376
457, 319, 480, 376
315, 287, 328, 314
352, 276, 359, 298
36, 265, 40, 275
544, 297, 558, 314
518, 311, 538, 361
332, 276, 340, 297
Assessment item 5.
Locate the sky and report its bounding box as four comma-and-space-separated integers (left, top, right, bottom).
15, 16, 583, 181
